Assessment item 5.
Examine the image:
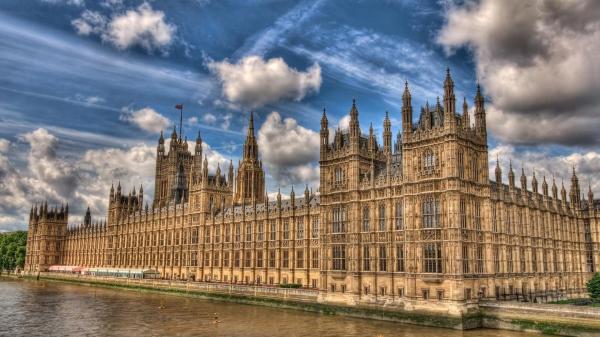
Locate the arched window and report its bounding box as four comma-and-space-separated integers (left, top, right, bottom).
362, 206, 370, 232
422, 196, 440, 228
423, 150, 436, 173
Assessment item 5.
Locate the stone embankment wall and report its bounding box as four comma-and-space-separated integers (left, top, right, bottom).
480, 301, 600, 337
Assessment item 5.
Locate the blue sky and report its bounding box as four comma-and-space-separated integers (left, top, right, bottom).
1, 0, 599, 230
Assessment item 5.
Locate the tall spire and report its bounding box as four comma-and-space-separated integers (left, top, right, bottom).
243, 111, 259, 161
474, 84, 486, 136
383, 111, 392, 155
402, 80, 412, 134
462, 97, 470, 128
495, 156, 502, 184
349, 98, 360, 139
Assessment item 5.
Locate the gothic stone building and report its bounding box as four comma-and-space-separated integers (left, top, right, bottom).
25, 70, 600, 311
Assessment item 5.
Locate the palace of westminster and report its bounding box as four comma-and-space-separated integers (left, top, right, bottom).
25, 69, 600, 308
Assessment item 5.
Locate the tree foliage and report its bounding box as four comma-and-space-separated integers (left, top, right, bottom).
588, 273, 600, 302
0, 231, 27, 272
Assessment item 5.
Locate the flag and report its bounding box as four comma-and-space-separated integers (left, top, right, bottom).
175, 104, 183, 109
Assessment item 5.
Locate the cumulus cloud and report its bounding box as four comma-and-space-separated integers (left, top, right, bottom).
208, 56, 322, 108
72, 2, 176, 53
120, 107, 171, 133
41, 0, 84, 6
489, 144, 600, 196
0, 128, 231, 231
202, 113, 217, 124
258, 111, 320, 187
438, 0, 600, 146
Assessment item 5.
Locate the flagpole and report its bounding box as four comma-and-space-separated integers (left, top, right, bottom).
175, 104, 183, 139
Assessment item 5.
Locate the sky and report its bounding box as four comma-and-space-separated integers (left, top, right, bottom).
1, 0, 599, 231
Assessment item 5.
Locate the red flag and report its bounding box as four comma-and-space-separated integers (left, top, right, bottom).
175, 104, 183, 109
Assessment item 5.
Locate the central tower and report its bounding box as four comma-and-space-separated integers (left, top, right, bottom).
234, 112, 265, 205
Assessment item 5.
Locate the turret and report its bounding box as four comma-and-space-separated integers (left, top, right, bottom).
84, 207, 91, 226
320, 108, 329, 152
474, 84, 486, 136
542, 175, 549, 197
443, 67, 456, 128
228, 159, 234, 187
495, 157, 502, 184
383, 111, 392, 155
304, 184, 310, 204
290, 186, 295, 209
462, 97, 470, 129
508, 160, 515, 189
552, 176, 558, 199
349, 99, 360, 140
157, 131, 165, 154
561, 180, 567, 203
276, 188, 282, 209
195, 130, 202, 156
368, 123, 376, 152
532, 171, 538, 194
588, 183, 594, 204
520, 167, 527, 191
570, 166, 581, 207
402, 81, 412, 135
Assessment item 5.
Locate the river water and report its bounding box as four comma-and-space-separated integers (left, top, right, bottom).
0, 278, 538, 337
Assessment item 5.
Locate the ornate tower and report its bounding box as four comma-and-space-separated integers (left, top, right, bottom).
24, 201, 68, 272
234, 112, 265, 205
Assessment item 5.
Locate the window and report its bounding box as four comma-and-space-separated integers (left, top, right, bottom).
204, 252, 210, 267
269, 220, 276, 241
422, 289, 430, 300
362, 206, 370, 232
332, 207, 347, 233
235, 224, 241, 242
458, 150, 464, 178
296, 250, 304, 268
476, 245, 484, 273
437, 290, 444, 300
491, 204, 497, 232
234, 252, 240, 267
493, 246, 500, 273
311, 248, 319, 269
531, 248, 537, 273
520, 248, 526, 272
335, 167, 344, 184
269, 250, 276, 268
507, 248, 513, 273
379, 245, 387, 272
244, 251, 251, 268
215, 226, 221, 243
205, 228, 211, 243
423, 243, 442, 273
424, 150, 436, 173
396, 244, 405, 272
332, 245, 346, 270
258, 223, 264, 241
462, 244, 469, 274
378, 204, 386, 231
257, 251, 263, 268
283, 220, 290, 240
296, 219, 304, 239
474, 201, 482, 230
465, 288, 472, 300
223, 252, 229, 267
422, 196, 440, 228
283, 250, 289, 268
472, 158, 479, 181
311, 217, 319, 238
363, 246, 370, 271
460, 198, 467, 229
191, 252, 197, 267
246, 223, 252, 242
395, 200, 403, 230
213, 252, 219, 267
225, 225, 231, 243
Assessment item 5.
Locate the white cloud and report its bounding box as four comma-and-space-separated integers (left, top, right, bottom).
202, 113, 217, 124
0, 128, 231, 231
488, 144, 600, 195
221, 113, 232, 130
438, 0, 600, 146
120, 107, 171, 133
188, 116, 199, 126
72, 2, 176, 53
258, 111, 320, 187
41, 0, 84, 7
208, 55, 321, 108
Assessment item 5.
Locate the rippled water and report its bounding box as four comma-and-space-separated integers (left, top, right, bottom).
0, 278, 539, 337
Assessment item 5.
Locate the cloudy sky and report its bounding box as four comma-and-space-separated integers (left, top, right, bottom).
1, 0, 599, 231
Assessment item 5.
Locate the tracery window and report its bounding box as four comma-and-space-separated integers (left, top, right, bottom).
332, 207, 347, 233
311, 217, 319, 238
423, 243, 442, 273
394, 200, 403, 230
378, 245, 387, 272
378, 204, 386, 231
296, 218, 304, 239
363, 246, 370, 271
396, 244, 405, 272
422, 196, 440, 229
423, 150, 436, 173
362, 206, 370, 232
332, 245, 346, 270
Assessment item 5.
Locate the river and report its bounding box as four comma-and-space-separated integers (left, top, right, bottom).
0, 278, 539, 337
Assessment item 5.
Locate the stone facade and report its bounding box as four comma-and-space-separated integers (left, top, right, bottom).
25, 69, 600, 310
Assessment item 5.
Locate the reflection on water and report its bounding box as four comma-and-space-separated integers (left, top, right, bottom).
0, 278, 538, 337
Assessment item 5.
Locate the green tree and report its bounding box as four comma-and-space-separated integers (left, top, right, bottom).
588, 273, 600, 302
0, 231, 28, 272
